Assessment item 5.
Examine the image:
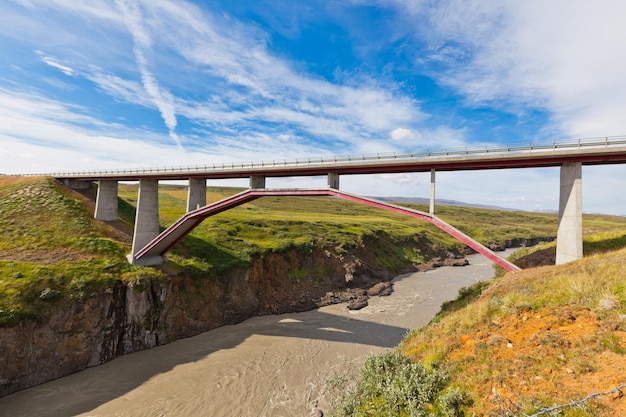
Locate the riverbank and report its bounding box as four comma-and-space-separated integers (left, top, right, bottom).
398, 246, 626, 416
0, 178, 488, 397
0, 251, 509, 417
4, 178, 626, 406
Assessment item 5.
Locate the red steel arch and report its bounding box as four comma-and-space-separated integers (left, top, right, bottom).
131, 188, 520, 272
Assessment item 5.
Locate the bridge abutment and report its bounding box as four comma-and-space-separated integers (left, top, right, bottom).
128, 179, 164, 265
94, 180, 118, 221
556, 162, 583, 265
187, 178, 206, 212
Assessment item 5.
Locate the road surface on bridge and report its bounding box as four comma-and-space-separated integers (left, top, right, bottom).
46, 136, 626, 181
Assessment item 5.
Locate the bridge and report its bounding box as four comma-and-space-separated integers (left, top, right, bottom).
49, 136, 626, 271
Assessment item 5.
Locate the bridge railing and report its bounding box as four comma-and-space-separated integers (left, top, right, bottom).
33, 135, 626, 178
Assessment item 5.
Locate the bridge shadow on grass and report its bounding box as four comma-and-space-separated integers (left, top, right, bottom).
172, 233, 250, 272
584, 234, 626, 255
0, 309, 408, 417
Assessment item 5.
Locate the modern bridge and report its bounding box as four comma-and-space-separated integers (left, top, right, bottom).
48, 136, 626, 270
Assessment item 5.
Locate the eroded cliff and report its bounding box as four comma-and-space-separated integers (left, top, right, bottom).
0, 236, 462, 397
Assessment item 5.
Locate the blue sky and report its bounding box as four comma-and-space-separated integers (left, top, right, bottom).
1, 0, 626, 214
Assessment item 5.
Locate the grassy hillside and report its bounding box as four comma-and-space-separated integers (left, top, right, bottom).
399, 248, 626, 416
2, 177, 626, 331
330, 241, 626, 416
0, 177, 155, 326
408, 202, 626, 248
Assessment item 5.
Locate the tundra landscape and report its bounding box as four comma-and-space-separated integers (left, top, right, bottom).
1, 176, 625, 415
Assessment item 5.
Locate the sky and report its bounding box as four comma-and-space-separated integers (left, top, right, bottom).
1, 0, 626, 214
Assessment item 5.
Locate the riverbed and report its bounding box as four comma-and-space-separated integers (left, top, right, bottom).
0, 250, 513, 417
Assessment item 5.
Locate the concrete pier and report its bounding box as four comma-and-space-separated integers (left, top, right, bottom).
94, 180, 118, 221
250, 175, 266, 189
128, 179, 163, 265
328, 172, 340, 189
556, 162, 583, 264
187, 178, 206, 212
429, 169, 436, 215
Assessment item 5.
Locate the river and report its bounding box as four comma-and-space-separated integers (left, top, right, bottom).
0, 250, 514, 417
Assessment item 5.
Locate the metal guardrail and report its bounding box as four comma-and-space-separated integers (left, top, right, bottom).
28, 135, 626, 177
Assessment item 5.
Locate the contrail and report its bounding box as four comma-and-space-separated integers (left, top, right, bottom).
116, 0, 182, 149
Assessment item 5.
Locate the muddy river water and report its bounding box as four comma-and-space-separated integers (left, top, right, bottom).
0, 250, 514, 417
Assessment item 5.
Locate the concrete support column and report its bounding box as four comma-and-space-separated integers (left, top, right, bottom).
130, 179, 160, 257
556, 162, 583, 265
429, 169, 436, 215
328, 172, 340, 190
187, 178, 206, 212
250, 175, 266, 189
94, 180, 118, 221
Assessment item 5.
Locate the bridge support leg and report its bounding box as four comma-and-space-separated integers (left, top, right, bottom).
429, 169, 436, 215
328, 172, 340, 190
556, 162, 583, 265
94, 180, 118, 221
187, 178, 206, 212
128, 179, 164, 265
250, 175, 266, 189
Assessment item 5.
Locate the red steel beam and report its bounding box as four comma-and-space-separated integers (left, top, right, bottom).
133, 188, 520, 272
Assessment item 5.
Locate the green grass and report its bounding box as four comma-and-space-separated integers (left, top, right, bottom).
4, 177, 626, 413
0, 177, 99, 251
332, 246, 626, 416
393, 246, 626, 416
3, 178, 626, 329
503, 228, 626, 274
0, 177, 162, 326
0, 257, 154, 325
408, 203, 626, 247
117, 184, 467, 273
407, 204, 558, 244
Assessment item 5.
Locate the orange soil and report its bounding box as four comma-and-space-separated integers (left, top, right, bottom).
449, 308, 626, 415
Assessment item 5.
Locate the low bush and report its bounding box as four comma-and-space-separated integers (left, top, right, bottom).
330, 350, 472, 417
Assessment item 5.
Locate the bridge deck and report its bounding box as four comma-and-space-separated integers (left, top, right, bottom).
131, 188, 521, 272
50, 137, 626, 181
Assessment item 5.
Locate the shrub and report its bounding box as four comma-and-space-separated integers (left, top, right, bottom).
436, 387, 473, 417
331, 350, 457, 417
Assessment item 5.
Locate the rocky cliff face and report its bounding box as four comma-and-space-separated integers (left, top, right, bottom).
0, 237, 459, 397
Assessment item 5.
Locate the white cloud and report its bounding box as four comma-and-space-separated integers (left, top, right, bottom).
388, 0, 626, 138
36, 52, 75, 76
115, 0, 181, 148
3, 0, 435, 153
86, 71, 147, 105
4, 0, 625, 214
0, 89, 341, 173
390, 128, 414, 141
2, 87, 625, 215
119, 1, 429, 147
